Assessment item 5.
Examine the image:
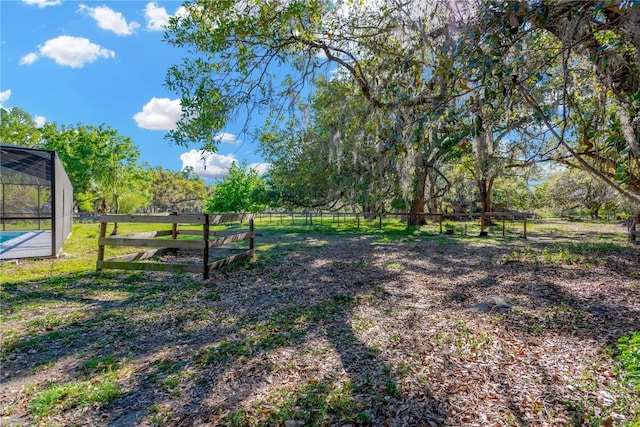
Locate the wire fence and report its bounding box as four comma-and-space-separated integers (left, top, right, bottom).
253, 211, 532, 237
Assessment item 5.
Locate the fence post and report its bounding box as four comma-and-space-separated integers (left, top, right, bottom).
357, 213, 360, 230
379, 213, 382, 230
250, 217, 254, 251
502, 218, 505, 237
523, 216, 527, 239
438, 214, 443, 234
96, 219, 107, 273
203, 214, 210, 280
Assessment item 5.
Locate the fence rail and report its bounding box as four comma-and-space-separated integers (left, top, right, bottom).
96, 213, 255, 279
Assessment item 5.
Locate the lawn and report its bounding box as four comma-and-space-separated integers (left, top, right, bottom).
1, 218, 638, 426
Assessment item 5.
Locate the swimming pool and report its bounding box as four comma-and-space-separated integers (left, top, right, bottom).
0, 231, 29, 244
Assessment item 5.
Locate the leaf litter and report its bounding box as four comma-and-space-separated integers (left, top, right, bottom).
1, 226, 639, 426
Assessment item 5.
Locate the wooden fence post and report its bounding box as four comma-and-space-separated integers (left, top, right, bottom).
523, 216, 527, 239
203, 213, 210, 279
96, 219, 107, 273
250, 218, 254, 251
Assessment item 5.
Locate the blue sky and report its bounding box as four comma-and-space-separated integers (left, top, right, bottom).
1, 0, 268, 180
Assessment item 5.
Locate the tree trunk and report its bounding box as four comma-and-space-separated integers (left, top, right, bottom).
362, 193, 377, 220
589, 202, 601, 220
407, 167, 428, 227
427, 167, 439, 215
631, 210, 639, 244
477, 177, 496, 228
111, 192, 120, 236
408, 195, 426, 227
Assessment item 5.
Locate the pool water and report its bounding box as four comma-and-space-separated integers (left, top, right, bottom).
0, 231, 28, 244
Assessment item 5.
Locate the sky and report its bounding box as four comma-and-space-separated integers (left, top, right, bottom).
0, 0, 269, 180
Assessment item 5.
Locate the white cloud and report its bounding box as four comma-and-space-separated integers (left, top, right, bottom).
145, 2, 189, 31
180, 149, 237, 180
133, 97, 182, 130
249, 162, 270, 176
0, 89, 11, 103
175, 6, 189, 19
78, 4, 140, 36
21, 0, 61, 7
19, 53, 39, 65
215, 132, 239, 144
25, 36, 115, 68
145, 2, 170, 31
34, 115, 47, 127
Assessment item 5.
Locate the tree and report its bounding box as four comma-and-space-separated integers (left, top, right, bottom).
114, 170, 153, 215
163, 0, 552, 227
163, 0, 460, 223
465, 1, 639, 211
261, 75, 405, 214
0, 107, 42, 147
164, 0, 639, 231
205, 162, 267, 213
547, 168, 617, 219
147, 166, 208, 212
40, 123, 144, 234
164, 0, 455, 148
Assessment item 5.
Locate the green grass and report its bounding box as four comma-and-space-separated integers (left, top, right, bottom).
617, 331, 640, 392
83, 355, 120, 374
223, 380, 371, 426
28, 372, 122, 419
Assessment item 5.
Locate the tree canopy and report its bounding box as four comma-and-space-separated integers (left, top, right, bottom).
163, 0, 639, 222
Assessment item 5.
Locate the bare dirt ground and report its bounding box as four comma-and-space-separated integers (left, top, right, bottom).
1, 221, 639, 426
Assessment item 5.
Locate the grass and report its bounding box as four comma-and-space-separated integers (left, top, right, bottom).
28, 371, 122, 419
223, 379, 371, 426
617, 331, 640, 392
1, 218, 637, 426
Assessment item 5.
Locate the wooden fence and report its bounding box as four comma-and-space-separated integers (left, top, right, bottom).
96, 213, 255, 279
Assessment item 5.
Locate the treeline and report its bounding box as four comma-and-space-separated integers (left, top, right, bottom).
1, 106, 634, 221
0, 107, 208, 215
